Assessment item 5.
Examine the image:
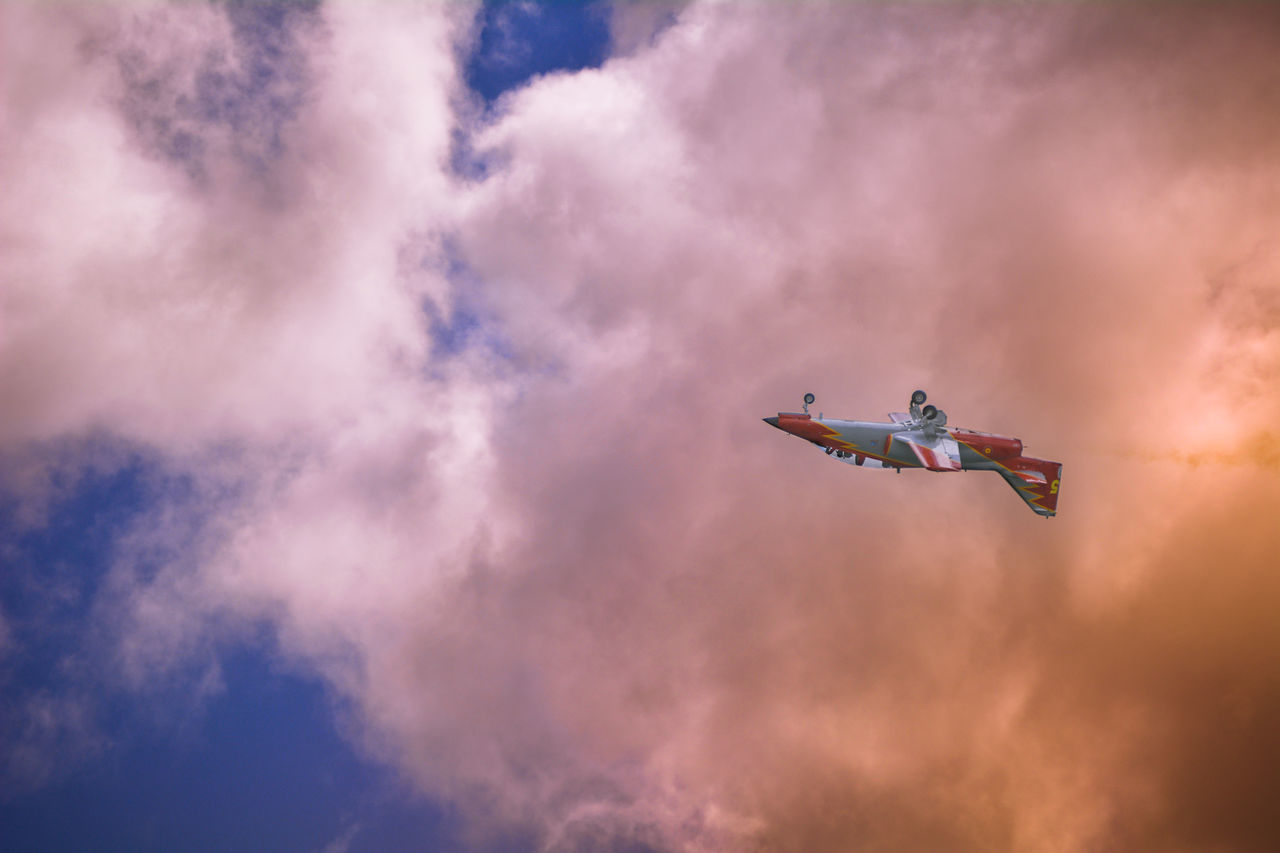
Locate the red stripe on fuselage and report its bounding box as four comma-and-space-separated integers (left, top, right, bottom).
773, 414, 909, 467
773, 414, 849, 447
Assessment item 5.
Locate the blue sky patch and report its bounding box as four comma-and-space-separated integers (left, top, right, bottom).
1, 453, 153, 701
1, 646, 461, 852
0, 454, 462, 850
464, 0, 612, 105
452, 1, 613, 180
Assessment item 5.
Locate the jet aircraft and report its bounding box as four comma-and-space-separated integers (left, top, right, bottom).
764, 391, 1061, 517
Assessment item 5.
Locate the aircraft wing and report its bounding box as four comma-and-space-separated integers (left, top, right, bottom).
893, 430, 961, 471
888, 412, 913, 424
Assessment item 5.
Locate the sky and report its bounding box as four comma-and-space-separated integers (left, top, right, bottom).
2, 2, 1280, 852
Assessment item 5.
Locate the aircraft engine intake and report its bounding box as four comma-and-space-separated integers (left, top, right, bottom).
952, 431, 1022, 459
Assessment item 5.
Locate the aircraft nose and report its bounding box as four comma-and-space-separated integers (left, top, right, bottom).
763, 416, 781, 429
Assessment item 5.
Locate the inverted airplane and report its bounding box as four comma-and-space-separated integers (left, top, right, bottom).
764, 391, 1061, 517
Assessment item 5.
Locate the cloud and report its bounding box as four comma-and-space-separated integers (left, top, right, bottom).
3, 2, 1280, 851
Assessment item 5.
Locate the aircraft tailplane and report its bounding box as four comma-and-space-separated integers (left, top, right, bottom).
996, 456, 1062, 517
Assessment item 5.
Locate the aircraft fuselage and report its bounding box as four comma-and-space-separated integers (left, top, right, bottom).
763, 408, 1061, 517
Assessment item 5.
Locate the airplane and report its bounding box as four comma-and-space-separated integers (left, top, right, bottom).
763, 391, 1062, 517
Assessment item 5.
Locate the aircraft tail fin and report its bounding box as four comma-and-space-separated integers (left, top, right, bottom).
996, 457, 1062, 517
